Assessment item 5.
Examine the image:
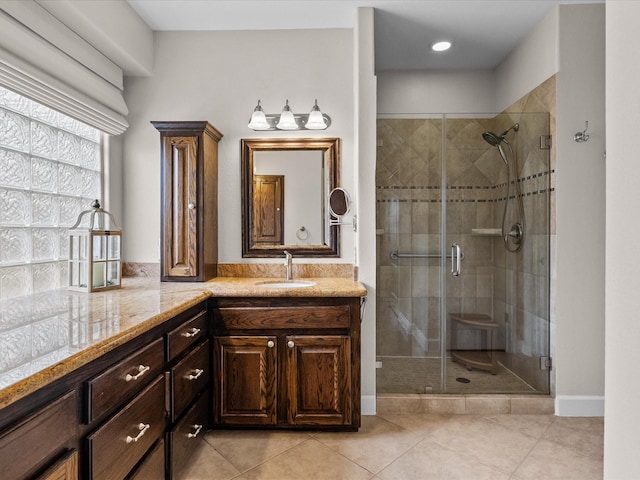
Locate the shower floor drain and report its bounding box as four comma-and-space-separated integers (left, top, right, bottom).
456, 377, 471, 383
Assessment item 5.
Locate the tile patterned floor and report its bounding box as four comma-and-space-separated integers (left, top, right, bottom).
178, 414, 603, 480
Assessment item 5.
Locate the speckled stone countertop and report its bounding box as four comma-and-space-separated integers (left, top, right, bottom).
0, 276, 366, 409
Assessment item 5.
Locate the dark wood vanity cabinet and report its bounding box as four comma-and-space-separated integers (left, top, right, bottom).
84, 303, 210, 480
165, 310, 211, 480
0, 390, 78, 480
0, 302, 212, 480
212, 297, 361, 430
152, 121, 223, 281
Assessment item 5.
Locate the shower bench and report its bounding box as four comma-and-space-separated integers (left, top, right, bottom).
449, 313, 499, 374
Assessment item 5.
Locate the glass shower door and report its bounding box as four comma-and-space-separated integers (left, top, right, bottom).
442, 113, 551, 394
375, 112, 550, 395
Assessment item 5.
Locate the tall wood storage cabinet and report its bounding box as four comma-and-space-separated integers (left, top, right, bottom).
152, 121, 223, 281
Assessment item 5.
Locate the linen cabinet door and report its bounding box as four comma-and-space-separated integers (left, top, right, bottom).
213, 336, 277, 425
162, 135, 198, 278
285, 335, 352, 427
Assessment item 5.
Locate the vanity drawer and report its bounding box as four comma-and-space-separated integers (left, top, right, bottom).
86, 337, 164, 423
87, 375, 166, 480
216, 305, 350, 330
168, 391, 209, 479
128, 439, 165, 480
0, 390, 77, 480
170, 339, 210, 421
166, 309, 208, 362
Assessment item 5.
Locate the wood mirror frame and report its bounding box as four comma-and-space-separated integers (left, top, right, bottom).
241, 137, 340, 257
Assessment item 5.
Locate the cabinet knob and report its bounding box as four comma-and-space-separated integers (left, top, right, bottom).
188, 202, 196, 210
267, 340, 275, 348
287, 340, 295, 348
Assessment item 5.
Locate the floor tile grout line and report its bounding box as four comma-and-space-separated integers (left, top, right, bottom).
313, 427, 425, 475
187, 415, 603, 480
203, 432, 316, 477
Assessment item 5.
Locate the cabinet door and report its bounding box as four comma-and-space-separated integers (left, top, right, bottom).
214, 336, 277, 425
162, 135, 198, 278
286, 335, 352, 426
252, 175, 284, 244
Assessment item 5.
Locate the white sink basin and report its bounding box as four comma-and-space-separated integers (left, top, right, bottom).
256, 280, 316, 288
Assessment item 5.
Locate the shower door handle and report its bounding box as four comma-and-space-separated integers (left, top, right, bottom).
451, 243, 462, 276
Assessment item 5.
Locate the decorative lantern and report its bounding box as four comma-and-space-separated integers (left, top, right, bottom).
68, 200, 122, 292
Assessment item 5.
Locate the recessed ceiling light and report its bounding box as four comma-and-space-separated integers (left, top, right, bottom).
431, 41, 452, 52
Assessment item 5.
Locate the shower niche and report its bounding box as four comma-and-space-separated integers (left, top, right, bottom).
376, 112, 551, 395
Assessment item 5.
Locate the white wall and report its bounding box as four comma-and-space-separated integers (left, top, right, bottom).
377, 70, 494, 114
122, 29, 355, 264
605, 2, 640, 476
355, 7, 377, 414
494, 6, 559, 112
554, 3, 605, 416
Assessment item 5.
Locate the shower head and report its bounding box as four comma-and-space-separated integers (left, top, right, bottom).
482, 131, 503, 147
482, 123, 519, 147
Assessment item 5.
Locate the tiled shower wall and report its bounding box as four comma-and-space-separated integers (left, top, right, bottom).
376, 76, 554, 393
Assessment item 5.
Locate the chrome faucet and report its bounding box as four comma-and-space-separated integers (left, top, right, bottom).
284, 250, 293, 281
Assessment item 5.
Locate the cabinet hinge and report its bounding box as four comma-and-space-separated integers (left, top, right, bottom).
540, 356, 552, 370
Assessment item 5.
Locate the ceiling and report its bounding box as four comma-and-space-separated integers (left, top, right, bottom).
127, 0, 603, 71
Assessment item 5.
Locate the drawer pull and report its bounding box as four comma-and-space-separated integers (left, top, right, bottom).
267, 340, 275, 348
181, 327, 201, 338
187, 424, 203, 438
125, 365, 150, 382
125, 423, 150, 444
287, 340, 295, 348
187, 369, 204, 380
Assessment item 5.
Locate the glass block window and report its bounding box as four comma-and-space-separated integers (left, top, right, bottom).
0, 86, 102, 299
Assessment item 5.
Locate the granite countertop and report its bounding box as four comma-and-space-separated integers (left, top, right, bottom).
0, 276, 366, 409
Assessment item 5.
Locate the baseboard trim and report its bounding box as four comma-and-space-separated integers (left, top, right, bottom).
361, 395, 376, 415
555, 395, 604, 416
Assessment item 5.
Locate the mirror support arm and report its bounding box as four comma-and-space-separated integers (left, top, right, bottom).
329, 215, 357, 232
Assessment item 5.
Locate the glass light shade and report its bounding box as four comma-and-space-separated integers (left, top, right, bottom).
276, 100, 299, 130
305, 100, 327, 130
248, 100, 270, 130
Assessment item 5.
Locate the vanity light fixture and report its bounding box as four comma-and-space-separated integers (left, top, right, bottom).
248, 99, 331, 131
431, 40, 452, 52
276, 100, 298, 130
247, 100, 270, 130
305, 100, 328, 130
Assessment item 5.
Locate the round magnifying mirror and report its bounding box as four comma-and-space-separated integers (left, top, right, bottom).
329, 187, 351, 218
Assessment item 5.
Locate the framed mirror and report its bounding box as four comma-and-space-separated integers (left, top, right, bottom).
241, 138, 340, 257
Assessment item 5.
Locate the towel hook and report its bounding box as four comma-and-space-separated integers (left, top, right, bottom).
574, 121, 590, 143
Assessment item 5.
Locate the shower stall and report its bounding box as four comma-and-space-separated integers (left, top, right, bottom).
376, 112, 551, 395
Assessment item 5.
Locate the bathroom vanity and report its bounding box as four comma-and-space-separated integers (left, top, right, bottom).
0, 276, 365, 479
212, 296, 361, 429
